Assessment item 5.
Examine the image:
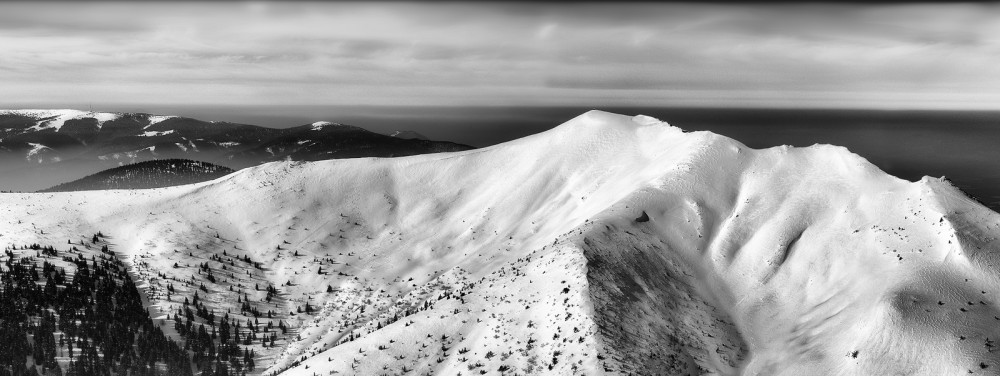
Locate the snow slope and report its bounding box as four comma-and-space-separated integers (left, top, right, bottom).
3, 110, 1000, 375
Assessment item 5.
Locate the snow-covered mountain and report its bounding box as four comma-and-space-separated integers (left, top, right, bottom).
3, 110, 1000, 375
0, 109, 472, 192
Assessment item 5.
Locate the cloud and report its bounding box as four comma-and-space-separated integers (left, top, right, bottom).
1, 2, 999, 110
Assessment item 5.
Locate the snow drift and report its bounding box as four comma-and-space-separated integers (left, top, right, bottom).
3, 110, 1000, 375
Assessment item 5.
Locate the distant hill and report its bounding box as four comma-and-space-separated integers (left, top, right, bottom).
387, 130, 430, 140
40, 159, 235, 192
0, 109, 474, 192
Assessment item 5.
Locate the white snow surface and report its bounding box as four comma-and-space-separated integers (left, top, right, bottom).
89, 112, 119, 130
145, 115, 177, 129
140, 130, 175, 137
4, 110, 1000, 375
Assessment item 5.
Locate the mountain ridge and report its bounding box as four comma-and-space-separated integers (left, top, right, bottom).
2, 111, 998, 375
0, 108, 474, 192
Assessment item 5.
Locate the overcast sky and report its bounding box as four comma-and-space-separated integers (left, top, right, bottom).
3, 2, 1000, 112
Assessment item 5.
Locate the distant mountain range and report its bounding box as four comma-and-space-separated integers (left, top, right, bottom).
0, 109, 473, 192
40, 159, 234, 192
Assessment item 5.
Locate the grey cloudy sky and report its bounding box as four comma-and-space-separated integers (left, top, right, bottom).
3, 1, 1000, 111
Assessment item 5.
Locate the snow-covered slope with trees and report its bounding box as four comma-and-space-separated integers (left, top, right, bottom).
3, 110, 1000, 375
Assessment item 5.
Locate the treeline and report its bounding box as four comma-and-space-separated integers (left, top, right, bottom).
40, 159, 235, 192
0, 241, 192, 376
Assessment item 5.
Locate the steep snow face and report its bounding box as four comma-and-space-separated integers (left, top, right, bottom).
3, 110, 1000, 375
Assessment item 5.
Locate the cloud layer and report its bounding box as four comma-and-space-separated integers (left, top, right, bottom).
3, 2, 1000, 110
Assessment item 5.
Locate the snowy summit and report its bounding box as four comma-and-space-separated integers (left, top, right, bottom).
2, 111, 999, 375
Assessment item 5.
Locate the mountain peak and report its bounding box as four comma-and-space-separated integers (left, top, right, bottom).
546, 110, 676, 137
3, 110, 1000, 375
